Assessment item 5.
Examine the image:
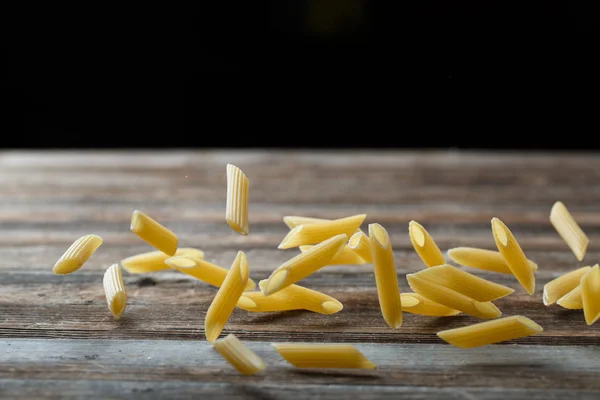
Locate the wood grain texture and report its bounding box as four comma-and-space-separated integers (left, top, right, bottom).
1, 150, 600, 399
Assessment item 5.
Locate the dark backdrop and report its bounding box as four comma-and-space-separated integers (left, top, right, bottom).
1, 2, 596, 149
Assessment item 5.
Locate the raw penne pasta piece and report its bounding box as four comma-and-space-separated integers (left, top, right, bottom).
262, 234, 348, 295
103, 263, 127, 320
213, 334, 266, 376
205, 251, 249, 342
121, 248, 205, 274
130, 210, 178, 256
226, 164, 250, 236
410, 264, 514, 302
550, 201, 588, 262
409, 220, 446, 267
348, 230, 372, 263
401, 293, 461, 316
543, 266, 591, 306
447, 247, 538, 274
273, 343, 376, 369
369, 223, 402, 328
165, 255, 256, 291
491, 218, 535, 295
299, 244, 365, 265
283, 216, 331, 229
406, 274, 501, 319
557, 285, 583, 309
580, 265, 600, 325
278, 214, 366, 249
437, 316, 543, 348
53, 234, 103, 274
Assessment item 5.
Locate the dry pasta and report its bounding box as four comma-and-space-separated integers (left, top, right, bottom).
543, 266, 591, 306
121, 247, 205, 274
369, 223, 403, 328
580, 265, 600, 325
273, 343, 376, 369
491, 217, 535, 295
226, 164, 250, 236
550, 201, 588, 261
130, 210, 178, 256
165, 255, 256, 291
213, 334, 266, 376
204, 251, 249, 342
409, 220, 445, 267
299, 244, 365, 265
401, 293, 461, 316
283, 216, 331, 229
103, 263, 127, 320
278, 214, 365, 249
437, 316, 543, 348
557, 285, 583, 309
347, 230, 372, 263
53, 234, 103, 275
447, 247, 538, 274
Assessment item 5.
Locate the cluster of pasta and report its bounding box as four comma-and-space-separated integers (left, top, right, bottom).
51, 165, 600, 375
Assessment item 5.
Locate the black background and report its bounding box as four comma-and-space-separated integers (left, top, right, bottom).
1, 2, 596, 149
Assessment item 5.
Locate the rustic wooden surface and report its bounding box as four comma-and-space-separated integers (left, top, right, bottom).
1, 150, 599, 399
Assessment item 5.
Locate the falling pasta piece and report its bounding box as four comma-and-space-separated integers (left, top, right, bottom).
53, 234, 103, 275
103, 263, 127, 320
408, 220, 446, 267
447, 247, 538, 274
278, 214, 366, 249
550, 201, 588, 262
213, 334, 266, 376
299, 244, 365, 265
437, 316, 543, 348
409, 264, 514, 302
130, 210, 178, 256
165, 255, 256, 291
121, 248, 205, 274
580, 265, 600, 325
369, 223, 402, 328
557, 285, 583, 309
543, 266, 591, 306
205, 251, 249, 342
491, 218, 535, 295
347, 230, 372, 263
273, 343, 376, 369
401, 293, 461, 316
283, 216, 331, 229
226, 164, 250, 236
262, 234, 347, 295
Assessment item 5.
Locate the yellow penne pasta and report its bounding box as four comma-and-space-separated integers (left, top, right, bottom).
580, 265, 600, 325
557, 285, 583, 309
347, 230, 372, 263
447, 247, 538, 274
401, 293, 461, 316
53, 234, 103, 275
165, 255, 256, 291
406, 274, 501, 319
121, 247, 205, 274
410, 264, 514, 302
369, 223, 402, 329
226, 164, 250, 236
409, 220, 445, 267
205, 251, 249, 342
550, 201, 588, 262
130, 210, 178, 256
273, 343, 376, 369
299, 244, 365, 265
102, 263, 127, 320
213, 334, 266, 376
277, 214, 366, 249
543, 266, 591, 306
262, 234, 348, 295
437, 316, 543, 348
283, 216, 331, 229
491, 218, 535, 295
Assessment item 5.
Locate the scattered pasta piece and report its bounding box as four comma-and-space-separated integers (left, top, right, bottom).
213, 334, 266, 376
283, 216, 331, 229
53, 234, 103, 275
369, 223, 403, 328
437, 316, 543, 348
278, 214, 366, 249
165, 255, 256, 291
274, 343, 376, 369
543, 266, 591, 306
103, 263, 127, 320
226, 164, 250, 236
409, 220, 445, 267
347, 230, 372, 263
205, 251, 249, 342
550, 201, 588, 262
299, 244, 365, 265
580, 265, 600, 325
447, 247, 538, 274
121, 248, 205, 274
557, 285, 583, 309
401, 293, 461, 316
130, 210, 178, 256
491, 218, 535, 295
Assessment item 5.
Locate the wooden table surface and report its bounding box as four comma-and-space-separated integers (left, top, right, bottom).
1, 150, 599, 399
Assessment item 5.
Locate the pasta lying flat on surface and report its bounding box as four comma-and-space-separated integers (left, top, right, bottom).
130, 210, 178, 256
103, 264, 127, 320
557, 285, 583, 309
226, 164, 250, 236
347, 230, 372, 263
491, 218, 535, 295
213, 334, 266, 376
409, 221, 446, 267
121, 248, 205, 274
53, 234, 103, 275
580, 265, 600, 325
283, 216, 331, 229
165, 255, 256, 291
299, 244, 365, 265
401, 293, 461, 316
277, 214, 366, 249
543, 266, 591, 306
274, 343, 376, 369
437, 316, 543, 348
550, 201, 588, 262
447, 247, 538, 274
